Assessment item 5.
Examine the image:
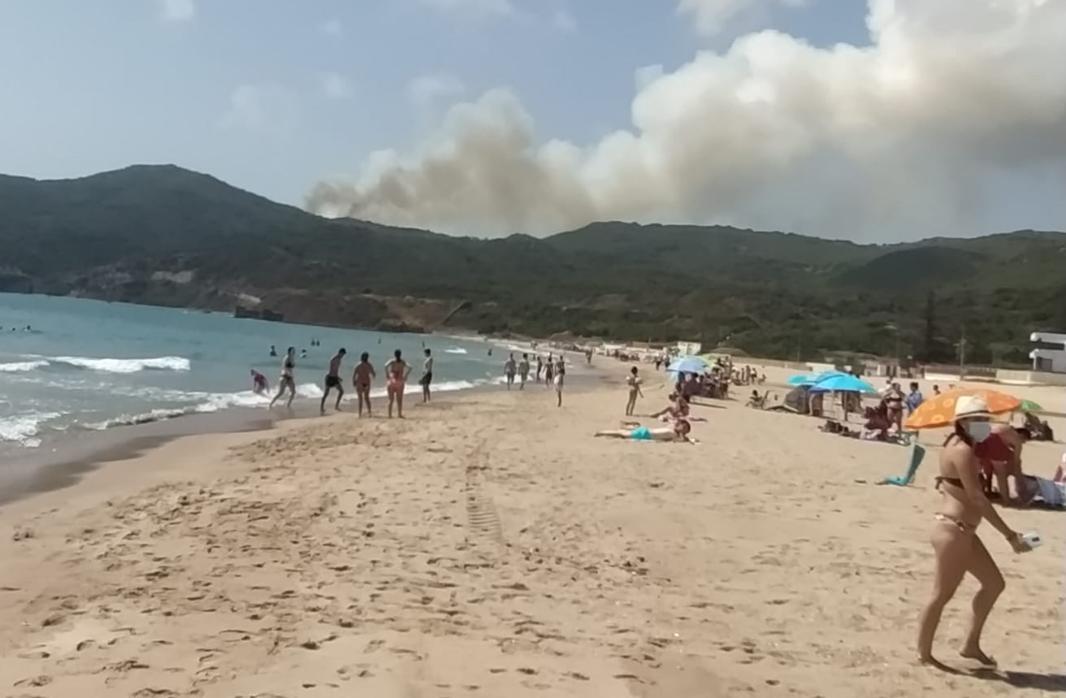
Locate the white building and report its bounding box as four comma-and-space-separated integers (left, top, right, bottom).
1030, 331, 1066, 373
676, 340, 702, 356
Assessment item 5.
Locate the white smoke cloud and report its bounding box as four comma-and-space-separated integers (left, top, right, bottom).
307, 0, 1066, 240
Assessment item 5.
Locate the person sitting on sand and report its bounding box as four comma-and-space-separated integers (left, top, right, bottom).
595, 418, 696, 444
649, 394, 689, 421
976, 425, 1031, 504
861, 405, 892, 441
352, 352, 376, 418
625, 366, 644, 416
917, 396, 1030, 668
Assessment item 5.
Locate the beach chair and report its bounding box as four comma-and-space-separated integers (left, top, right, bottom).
877, 444, 926, 486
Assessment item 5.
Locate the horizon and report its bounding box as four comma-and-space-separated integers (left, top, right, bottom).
2, 0, 1065, 241
7, 160, 1065, 246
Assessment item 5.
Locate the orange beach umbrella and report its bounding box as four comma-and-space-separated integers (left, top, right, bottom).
905, 388, 1022, 430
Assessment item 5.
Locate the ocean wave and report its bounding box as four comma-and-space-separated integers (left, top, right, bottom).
444, 347, 468, 355
50, 355, 191, 374
0, 411, 62, 448
0, 360, 50, 373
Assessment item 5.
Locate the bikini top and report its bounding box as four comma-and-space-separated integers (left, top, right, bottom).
934, 475, 964, 489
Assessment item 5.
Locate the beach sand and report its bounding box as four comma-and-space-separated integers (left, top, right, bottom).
0, 364, 1063, 697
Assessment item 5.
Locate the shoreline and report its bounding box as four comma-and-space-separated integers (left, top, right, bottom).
0, 354, 610, 509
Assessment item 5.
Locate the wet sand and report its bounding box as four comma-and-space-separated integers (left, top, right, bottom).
0, 363, 1063, 697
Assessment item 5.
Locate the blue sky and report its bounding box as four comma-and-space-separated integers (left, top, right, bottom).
0, 0, 867, 204
1, 1, 1063, 241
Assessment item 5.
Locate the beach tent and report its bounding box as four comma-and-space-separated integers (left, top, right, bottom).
783, 386, 811, 415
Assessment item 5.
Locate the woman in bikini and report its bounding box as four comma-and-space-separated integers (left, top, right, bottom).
269, 347, 297, 409
917, 396, 1030, 668
384, 349, 410, 418
625, 366, 644, 416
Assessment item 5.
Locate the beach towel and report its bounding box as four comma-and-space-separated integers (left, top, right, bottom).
877, 444, 926, 486
1029, 476, 1066, 508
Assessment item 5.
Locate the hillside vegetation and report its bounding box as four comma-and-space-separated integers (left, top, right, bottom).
2, 165, 1064, 364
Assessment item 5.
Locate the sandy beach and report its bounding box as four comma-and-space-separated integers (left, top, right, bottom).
0, 363, 1063, 697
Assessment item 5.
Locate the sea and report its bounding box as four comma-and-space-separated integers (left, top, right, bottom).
0, 293, 506, 458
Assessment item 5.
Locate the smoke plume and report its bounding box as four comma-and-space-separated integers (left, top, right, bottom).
306, 0, 1066, 240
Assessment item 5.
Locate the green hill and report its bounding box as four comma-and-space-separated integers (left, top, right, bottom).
2, 164, 1064, 364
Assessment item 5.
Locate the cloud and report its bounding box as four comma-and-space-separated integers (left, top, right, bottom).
218, 84, 299, 134
552, 8, 578, 33
160, 0, 195, 22
408, 73, 466, 107
678, 0, 807, 35
320, 18, 343, 37
308, 0, 1066, 241
321, 73, 353, 100
418, 0, 514, 18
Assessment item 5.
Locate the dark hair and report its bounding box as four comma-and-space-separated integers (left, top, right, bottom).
1013, 426, 1032, 441
339, 348, 347, 354
425, 348, 431, 356
287, 346, 295, 353
945, 421, 976, 448
910, 382, 919, 390
630, 366, 638, 374
394, 349, 402, 359
360, 352, 369, 361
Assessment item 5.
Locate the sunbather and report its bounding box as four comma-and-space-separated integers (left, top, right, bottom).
595, 419, 696, 444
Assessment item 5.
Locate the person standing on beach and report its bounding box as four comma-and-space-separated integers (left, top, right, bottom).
518, 353, 530, 389
906, 382, 924, 415
554, 355, 565, 407
535, 355, 543, 383
504, 353, 517, 390
419, 348, 434, 403
917, 396, 1030, 667
385, 350, 411, 418
320, 348, 347, 414
625, 366, 644, 416
544, 354, 554, 389
884, 382, 905, 432
269, 347, 297, 409
352, 352, 376, 417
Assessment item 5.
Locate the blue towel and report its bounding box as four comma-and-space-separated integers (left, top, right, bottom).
878, 444, 926, 486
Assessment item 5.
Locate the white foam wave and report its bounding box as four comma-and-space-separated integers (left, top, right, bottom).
0, 360, 49, 373
444, 347, 468, 355
0, 411, 62, 447
49, 355, 191, 374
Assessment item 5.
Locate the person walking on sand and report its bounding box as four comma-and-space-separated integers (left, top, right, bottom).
352, 352, 376, 417
917, 396, 1030, 668
625, 366, 644, 416
504, 353, 517, 390
518, 353, 530, 390
320, 348, 347, 414
385, 349, 411, 418
269, 347, 297, 409
554, 355, 565, 407
419, 348, 434, 404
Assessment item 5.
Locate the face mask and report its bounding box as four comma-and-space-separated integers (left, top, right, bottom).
965, 420, 992, 443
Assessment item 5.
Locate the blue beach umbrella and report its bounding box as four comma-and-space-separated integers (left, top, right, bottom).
787, 371, 847, 386
809, 374, 877, 394
667, 356, 709, 374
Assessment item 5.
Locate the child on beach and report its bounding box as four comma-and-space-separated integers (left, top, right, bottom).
625, 366, 643, 416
